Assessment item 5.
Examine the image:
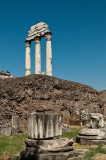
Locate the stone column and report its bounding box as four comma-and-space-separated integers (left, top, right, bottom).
46, 33, 52, 76
35, 37, 41, 74
25, 41, 31, 76
28, 112, 62, 139
12, 116, 18, 134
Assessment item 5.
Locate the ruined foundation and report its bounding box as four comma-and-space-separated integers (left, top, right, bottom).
15, 112, 88, 160
77, 113, 106, 145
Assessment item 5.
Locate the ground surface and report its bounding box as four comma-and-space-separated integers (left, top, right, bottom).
0, 126, 106, 160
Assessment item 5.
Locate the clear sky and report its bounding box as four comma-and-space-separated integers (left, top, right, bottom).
0, 0, 106, 91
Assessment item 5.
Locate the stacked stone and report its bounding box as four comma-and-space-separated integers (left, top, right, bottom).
25, 22, 52, 77
1, 116, 18, 136
77, 113, 106, 145
15, 112, 88, 160
26, 22, 50, 41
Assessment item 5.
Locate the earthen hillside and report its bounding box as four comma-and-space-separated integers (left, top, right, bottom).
0, 74, 106, 132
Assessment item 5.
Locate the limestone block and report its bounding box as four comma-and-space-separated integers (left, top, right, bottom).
12, 116, 18, 134
26, 22, 50, 42
31, 22, 45, 30
36, 26, 48, 31
79, 128, 101, 136
28, 112, 62, 139
89, 113, 105, 129
76, 113, 106, 145
37, 28, 47, 32
28, 29, 35, 33
28, 31, 37, 36
80, 109, 88, 120
36, 22, 45, 27
15, 148, 89, 160
25, 138, 74, 149
1, 123, 12, 136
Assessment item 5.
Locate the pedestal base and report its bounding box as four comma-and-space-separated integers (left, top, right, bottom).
76, 128, 106, 145
15, 138, 88, 160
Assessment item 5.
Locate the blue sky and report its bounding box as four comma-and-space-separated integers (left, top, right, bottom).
0, 0, 106, 91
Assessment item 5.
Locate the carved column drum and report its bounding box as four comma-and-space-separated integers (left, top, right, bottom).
28, 112, 62, 139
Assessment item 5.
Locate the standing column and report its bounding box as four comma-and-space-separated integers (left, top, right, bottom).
25, 41, 31, 76
35, 37, 41, 74
46, 33, 52, 76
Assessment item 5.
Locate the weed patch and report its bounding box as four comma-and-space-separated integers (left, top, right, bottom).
62, 127, 82, 141
0, 134, 27, 159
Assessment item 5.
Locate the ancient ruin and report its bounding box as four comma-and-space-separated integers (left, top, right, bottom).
15, 112, 88, 160
0, 70, 13, 79
1, 116, 18, 136
0, 74, 106, 134
25, 22, 52, 76
77, 113, 106, 145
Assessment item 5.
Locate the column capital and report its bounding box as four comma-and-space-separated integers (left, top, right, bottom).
45, 33, 52, 41
35, 37, 41, 44
25, 41, 31, 47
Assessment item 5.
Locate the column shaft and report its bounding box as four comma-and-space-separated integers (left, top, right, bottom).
25, 41, 31, 76
35, 38, 41, 74
46, 34, 52, 76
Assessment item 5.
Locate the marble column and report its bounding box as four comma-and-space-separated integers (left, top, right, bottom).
35, 37, 41, 74
25, 41, 31, 76
46, 33, 52, 76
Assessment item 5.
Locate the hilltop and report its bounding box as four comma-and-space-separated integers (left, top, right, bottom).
0, 74, 106, 132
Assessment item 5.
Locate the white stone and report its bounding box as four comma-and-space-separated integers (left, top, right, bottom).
28, 31, 37, 36
35, 38, 41, 74
89, 113, 105, 129
31, 22, 45, 30
25, 42, 31, 76
12, 116, 18, 134
46, 34, 52, 76
25, 22, 52, 77
28, 112, 62, 139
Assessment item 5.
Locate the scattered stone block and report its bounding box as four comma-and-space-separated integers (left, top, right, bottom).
89, 113, 105, 129
1, 122, 12, 136
12, 116, 18, 134
77, 113, 106, 145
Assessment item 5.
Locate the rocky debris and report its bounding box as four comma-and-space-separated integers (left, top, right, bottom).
76, 113, 106, 145
0, 74, 106, 133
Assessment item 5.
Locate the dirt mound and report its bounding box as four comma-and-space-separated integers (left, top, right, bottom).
0, 74, 105, 132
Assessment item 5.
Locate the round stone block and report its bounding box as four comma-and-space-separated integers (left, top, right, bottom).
28, 112, 62, 139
